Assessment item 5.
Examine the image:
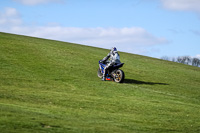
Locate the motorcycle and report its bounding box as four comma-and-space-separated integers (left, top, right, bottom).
97, 60, 125, 83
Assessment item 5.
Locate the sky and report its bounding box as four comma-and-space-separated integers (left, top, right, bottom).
0, 0, 200, 58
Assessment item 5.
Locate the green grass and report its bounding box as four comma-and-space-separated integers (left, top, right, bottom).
0, 32, 200, 133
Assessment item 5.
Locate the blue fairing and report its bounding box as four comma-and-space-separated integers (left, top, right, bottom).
99, 61, 106, 73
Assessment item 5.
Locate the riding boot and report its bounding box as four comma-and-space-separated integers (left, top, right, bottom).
102, 74, 106, 81
102, 77, 106, 81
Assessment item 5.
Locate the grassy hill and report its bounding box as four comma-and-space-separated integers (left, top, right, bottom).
0, 32, 200, 133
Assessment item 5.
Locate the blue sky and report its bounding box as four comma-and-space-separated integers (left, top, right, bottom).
0, 0, 200, 58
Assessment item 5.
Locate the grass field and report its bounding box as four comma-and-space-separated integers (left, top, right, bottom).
0, 32, 200, 133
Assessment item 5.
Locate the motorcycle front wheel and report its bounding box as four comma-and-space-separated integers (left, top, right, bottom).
97, 68, 103, 78
114, 69, 125, 83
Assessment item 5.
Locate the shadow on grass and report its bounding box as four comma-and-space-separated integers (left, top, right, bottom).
124, 79, 169, 85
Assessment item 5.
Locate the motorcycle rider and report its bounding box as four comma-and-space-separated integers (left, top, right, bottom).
101, 47, 121, 81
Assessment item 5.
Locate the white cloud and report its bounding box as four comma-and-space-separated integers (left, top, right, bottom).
196, 54, 200, 58
13, 0, 64, 5
161, 0, 200, 12
0, 7, 168, 55
3, 26, 168, 54
0, 7, 22, 26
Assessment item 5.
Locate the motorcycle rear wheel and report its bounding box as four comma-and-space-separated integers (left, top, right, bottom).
114, 69, 124, 83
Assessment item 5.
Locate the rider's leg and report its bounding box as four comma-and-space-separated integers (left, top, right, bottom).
102, 62, 112, 81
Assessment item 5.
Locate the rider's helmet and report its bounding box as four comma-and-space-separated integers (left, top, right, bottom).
111, 47, 117, 54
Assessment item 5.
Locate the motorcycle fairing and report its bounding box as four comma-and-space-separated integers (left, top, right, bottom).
99, 60, 124, 74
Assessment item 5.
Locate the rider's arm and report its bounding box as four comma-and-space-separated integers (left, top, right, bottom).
102, 52, 111, 62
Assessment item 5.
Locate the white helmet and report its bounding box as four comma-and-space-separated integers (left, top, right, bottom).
111, 47, 117, 54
